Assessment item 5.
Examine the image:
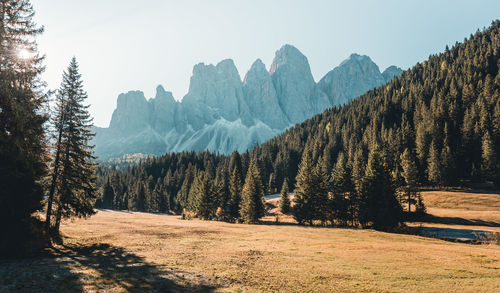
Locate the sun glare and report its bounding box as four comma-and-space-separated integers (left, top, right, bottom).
17, 48, 31, 59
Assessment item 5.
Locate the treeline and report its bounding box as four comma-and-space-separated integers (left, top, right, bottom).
96, 20, 500, 228
97, 146, 419, 230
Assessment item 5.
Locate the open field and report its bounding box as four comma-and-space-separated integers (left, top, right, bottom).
413, 190, 500, 234
1, 190, 500, 292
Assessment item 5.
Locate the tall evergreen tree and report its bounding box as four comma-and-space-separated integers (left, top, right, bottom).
189, 172, 217, 220
100, 179, 115, 209
228, 166, 242, 220
48, 58, 98, 234
279, 179, 290, 214
267, 173, 276, 195
293, 151, 328, 225
359, 150, 402, 230
330, 153, 354, 226
400, 148, 419, 212
351, 148, 365, 193
229, 151, 243, 184
0, 0, 47, 253
239, 159, 265, 224
427, 141, 441, 185
135, 183, 146, 212
481, 131, 497, 181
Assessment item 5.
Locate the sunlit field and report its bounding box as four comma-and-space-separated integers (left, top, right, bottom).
1, 190, 499, 292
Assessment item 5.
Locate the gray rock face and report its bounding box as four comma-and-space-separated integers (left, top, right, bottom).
270, 45, 330, 124
382, 65, 403, 83
93, 46, 402, 160
150, 85, 179, 134
318, 53, 388, 106
243, 59, 288, 129
109, 90, 150, 134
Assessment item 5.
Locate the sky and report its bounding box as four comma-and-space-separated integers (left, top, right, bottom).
32, 0, 500, 127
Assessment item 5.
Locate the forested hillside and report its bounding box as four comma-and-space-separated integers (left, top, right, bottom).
97, 21, 500, 222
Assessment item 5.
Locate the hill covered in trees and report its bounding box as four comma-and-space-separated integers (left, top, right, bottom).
96, 20, 500, 228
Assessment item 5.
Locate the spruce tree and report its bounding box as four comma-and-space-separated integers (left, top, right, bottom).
239, 159, 265, 224
189, 172, 217, 220
135, 183, 146, 211
481, 131, 497, 181
293, 151, 315, 225
351, 148, 365, 193
279, 179, 290, 214
267, 173, 276, 195
400, 148, 419, 212
228, 166, 242, 220
330, 153, 354, 226
49, 58, 98, 234
0, 0, 48, 253
229, 151, 243, 184
214, 165, 229, 211
100, 179, 115, 209
293, 151, 328, 225
359, 150, 402, 230
427, 141, 442, 185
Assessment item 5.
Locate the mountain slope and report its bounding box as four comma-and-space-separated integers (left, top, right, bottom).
93, 46, 401, 160
96, 20, 500, 216
254, 20, 500, 188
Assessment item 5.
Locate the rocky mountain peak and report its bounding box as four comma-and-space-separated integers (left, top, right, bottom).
382, 65, 404, 83
269, 44, 312, 80
109, 90, 150, 133
270, 44, 329, 124
318, 53, 387, 105
154, 85, 175, 102
94, 45, 402, 160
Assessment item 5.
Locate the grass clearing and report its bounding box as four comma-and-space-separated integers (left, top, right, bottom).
1, 190, 499, 292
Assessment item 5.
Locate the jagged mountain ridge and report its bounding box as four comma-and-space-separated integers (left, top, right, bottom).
93, 45, 402, 160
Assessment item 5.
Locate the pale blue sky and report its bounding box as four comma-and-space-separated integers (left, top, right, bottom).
32, 0, 500, 127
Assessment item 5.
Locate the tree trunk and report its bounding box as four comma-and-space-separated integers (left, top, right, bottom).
408, 191, 411, 213
45, 137, 62, 233
45, 106, 66, 233
54, 201, 63, 235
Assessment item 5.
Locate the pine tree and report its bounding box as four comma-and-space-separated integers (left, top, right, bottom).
293, 151, 315, 225
135, 183, 146, 211
351, 148, 365, 193
0, 0, 48, 253
330, 153, 354, 226
267, 173, 276, 195
279, 179, 290, 214
100, 179, 115, 209
228, 166, 242, 220
214, 165, 229, 210
229, 151, 243, 184
189, 172, 217, 220
175, 166, 194, 212
481, 131, 497, 181
400, 148, 419, 212
441, 125, 456, 185
427, 141, 442, 185
359, 150, 402, 230
293, 151, 328, 225
239, 159, 265, 224
47, 58, 97, 235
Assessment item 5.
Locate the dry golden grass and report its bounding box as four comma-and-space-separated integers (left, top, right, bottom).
1, 209, 498, 292
411, 190, 500, 232
1, 190, 499, 292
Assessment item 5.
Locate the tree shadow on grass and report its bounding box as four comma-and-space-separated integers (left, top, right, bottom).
418, 213, 500, 227
0, 243, 216, 292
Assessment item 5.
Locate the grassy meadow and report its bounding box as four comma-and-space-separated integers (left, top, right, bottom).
1, 190, 499, 292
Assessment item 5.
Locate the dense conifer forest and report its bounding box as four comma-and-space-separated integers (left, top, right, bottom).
95, 21, 500, 228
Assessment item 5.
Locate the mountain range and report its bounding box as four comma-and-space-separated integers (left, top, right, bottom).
93, 45, 402, 160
